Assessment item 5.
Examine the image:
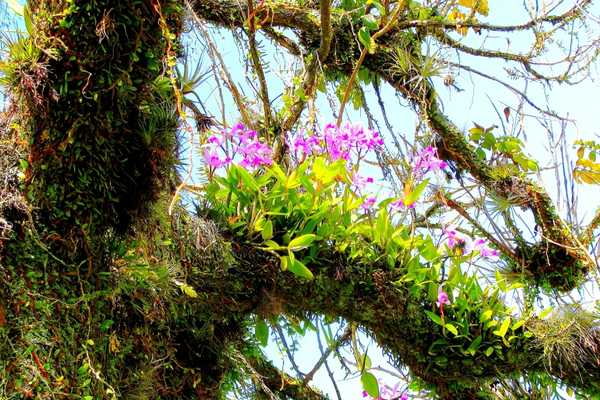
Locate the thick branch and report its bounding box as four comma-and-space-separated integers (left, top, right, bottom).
172, 214, 600, 397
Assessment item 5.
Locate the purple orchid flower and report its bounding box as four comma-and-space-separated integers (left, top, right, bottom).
471, 238, 499, 258
413, 146, 447, 178
436, 288, 451, 309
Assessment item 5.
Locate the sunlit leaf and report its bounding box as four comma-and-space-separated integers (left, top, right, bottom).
261, 220, 273, 240
361, 372, 379, 398
288, 234, 317, 251
493, 317, 511, 338
458, 0, 489, 16
445, 323, 458, 336
255, 317, 269, 347
288, 258, 314, 280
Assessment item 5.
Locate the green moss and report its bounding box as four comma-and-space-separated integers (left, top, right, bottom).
3, 0, 183, 262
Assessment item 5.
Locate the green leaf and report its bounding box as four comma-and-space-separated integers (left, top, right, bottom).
255, 318, 269, 347
280, 255, 289, 271
358, 27, 377, 53
369, 0, 386, 14
466, 335, 483, 356
358, 353, 372, 371
313, 157, 338, 184
493, 317, 511, 338
469, 124, 484, 141
511, 319, 525, 331
235, 165, 260, 191
288, 234, 317, 251
361, 14, 379, 30
403, 178, 430, 207
484, 346, 494, 357
475, 148, 486, 161
99, 319, 114, 332
419, 237, 439, 261
479, 309, 493, 323
261, 220, 274, 240
23, 3, 33, 35
539, 307, 553, 319
425, 310, 444, 326
264, 240, 285, 251
361, 372, 379, 398
445, 323, 458, 336
495, 270, 507, 292
288, 259, 314, 280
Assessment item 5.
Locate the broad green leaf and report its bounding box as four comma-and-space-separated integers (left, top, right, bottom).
269, 163, 288, 183
425, 310, 444, 326
495, 270, 507, 292
233, 165, 259, 191
288, 259, 314, 280
263, 240, 285, 251
99, 319, 114, 332
285, 170, 301, 189
493, 317, 511, 338
288, 234, 317, 251
466, 335, 483, 356
358, 27, 377, 53
374, 208, 390, 246
484, 320, 498, 329
361, 372, 379, 398
368, 0, 385, 14
484, 346, 494, 357
445, 323, 458, 336
358, 26, 371, 47
511, 319, 525, 331
261, 220, 274, 240
255, 318, 269, 347
280, 255, 289, 271
469, 125, 484, 141
479, 309, 493, 323
313, 157, 338, 184
361, 14, 379, 30
420, 237, 439, 261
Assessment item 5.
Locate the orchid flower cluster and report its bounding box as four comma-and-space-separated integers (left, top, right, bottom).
203, 123, 273, 170
362, 380, 409, 400
353, 144, 449, 212
388, 145, 448, 211
289, 123, 385, 211
412, 145, 448, 179
442, 226, 499, 258
289, 122, 384, 163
